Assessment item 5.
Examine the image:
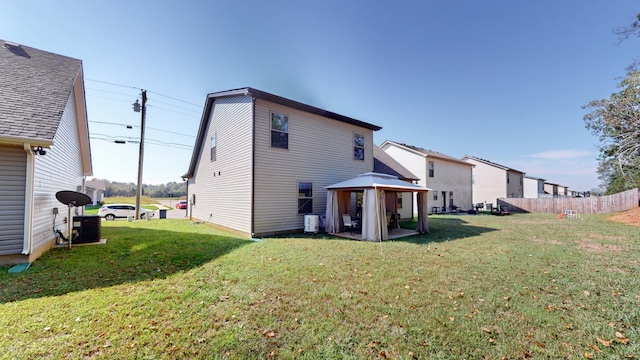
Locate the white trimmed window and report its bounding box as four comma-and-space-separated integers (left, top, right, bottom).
271, 113, 288, 149
298, 182, 313, 214
353, 134, 364, 161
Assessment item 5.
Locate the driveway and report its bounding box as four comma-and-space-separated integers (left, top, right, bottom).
156, 200, 189, 219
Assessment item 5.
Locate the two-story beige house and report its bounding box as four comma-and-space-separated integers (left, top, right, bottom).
461, 155, 524, 207
182, 87, 382, 237
380, 141, 473, 215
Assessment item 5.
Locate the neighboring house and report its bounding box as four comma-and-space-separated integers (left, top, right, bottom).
461, 155, 524, 206
85, 180, 106, 205
380, 141, 473, 215
523, 175, 546, 198
373, 145, 420, 220
0, 40, 92, 265
543, 182, 569, 198
182, 87, 381, 237
543, 182, 558, 197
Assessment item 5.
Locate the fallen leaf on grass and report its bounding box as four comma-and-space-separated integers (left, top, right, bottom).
596, 337, 612, 347
589, 344, 601, 352
535, 341, 546, 348
584, 353, 594, 359
616, 331, 629, 344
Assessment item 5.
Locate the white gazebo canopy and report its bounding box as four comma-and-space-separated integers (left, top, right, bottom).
325, 172, 431, 242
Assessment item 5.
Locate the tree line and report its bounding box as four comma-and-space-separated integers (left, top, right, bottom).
96, 179, 187, 198
583, 12, 640, 194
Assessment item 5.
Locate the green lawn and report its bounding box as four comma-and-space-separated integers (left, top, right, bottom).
0, 214, 638, 359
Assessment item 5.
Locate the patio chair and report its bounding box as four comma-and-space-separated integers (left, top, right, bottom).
343, 214, 358, 234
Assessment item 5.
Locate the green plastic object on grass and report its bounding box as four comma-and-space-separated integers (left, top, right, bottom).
8, 263, 31, 273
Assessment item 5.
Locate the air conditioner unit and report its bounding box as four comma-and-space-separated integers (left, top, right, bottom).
304, 214, 319, 234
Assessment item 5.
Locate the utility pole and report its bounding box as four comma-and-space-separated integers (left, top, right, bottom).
133, 90, 147, 220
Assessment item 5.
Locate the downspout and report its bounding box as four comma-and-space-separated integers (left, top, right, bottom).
81, 177, 86, 215
250, 95, 256, 237
21, 143, 35, 255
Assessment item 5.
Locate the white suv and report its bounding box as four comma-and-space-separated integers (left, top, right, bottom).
98, 204, 155, 220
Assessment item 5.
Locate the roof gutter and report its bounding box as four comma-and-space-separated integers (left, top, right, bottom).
0, 136, 52, 147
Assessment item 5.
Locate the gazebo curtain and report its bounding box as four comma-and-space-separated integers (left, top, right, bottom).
416, 191, 429, 233
361, 188, 377, 241
377, 189, 388, 241
325, 190, 340, 233
385, 192, 397, 213
325, 183, 429, 241
325, 190, 359, 233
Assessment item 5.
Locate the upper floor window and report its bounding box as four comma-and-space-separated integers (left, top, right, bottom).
428, 161, 434, 177
298, 182, 313, 214
271, 113, 288, 149
210, 132, 217, 161
354, 134, 364, 160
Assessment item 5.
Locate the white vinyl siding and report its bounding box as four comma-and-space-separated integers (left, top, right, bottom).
32, 93, 85, 253
253, 99, 373, 236
426, 158, 473, 211
506, 170, 523, 198
189, 96, 253, 235
381, 143, 473, 215
380, 144, 426, 218
463, 158, 507, 205
0, 146, 27, 255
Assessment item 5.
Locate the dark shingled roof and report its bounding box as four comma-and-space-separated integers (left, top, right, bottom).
383, 140, 473, 167
461, 155, 525, 174
0, 39, 82, 142
373, 146, 419, 181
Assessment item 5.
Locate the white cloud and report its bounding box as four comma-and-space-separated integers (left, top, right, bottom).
503, 157, 600, 191
528, 149, 593, 160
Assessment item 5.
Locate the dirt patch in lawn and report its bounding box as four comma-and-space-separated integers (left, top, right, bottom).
606, 207, 640, 227
576, 239, 626, 253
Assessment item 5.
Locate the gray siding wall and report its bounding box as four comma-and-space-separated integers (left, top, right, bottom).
0, 146, 27, 255
32, 93, 85, 252
189, 96, 254, 234
253, 99, 373, 236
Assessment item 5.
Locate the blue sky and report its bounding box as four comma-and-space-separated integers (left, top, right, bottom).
2, 1, 637, 191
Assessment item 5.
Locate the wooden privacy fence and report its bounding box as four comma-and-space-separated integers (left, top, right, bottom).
497, 188, 639, 215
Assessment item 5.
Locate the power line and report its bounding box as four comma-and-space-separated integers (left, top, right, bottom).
86, 78, 201, 107
86, 78, 139, 90
89, 120, 195, 138
146, 98, 200, 113
147, 89, 201, 107
90, 136, 192, 150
